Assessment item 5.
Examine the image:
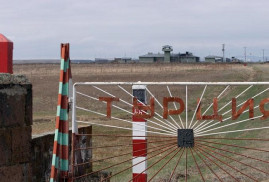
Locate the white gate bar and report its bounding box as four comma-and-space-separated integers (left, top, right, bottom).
72, 84, 78, 134
74, 82, 269, 86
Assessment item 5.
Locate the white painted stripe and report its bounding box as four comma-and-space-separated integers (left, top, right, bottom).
74, 82, 269, 86
133, 122, 147, 140
132, 157, 147, 174
132, 84, 147, 89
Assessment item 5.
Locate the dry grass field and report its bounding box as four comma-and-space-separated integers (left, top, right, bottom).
14, 63, 269, 181
14, 63, 255, 132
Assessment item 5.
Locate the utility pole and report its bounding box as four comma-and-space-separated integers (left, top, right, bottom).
222, 44, 225, 62
244, 47, 247, 62
263, 49, 265, 62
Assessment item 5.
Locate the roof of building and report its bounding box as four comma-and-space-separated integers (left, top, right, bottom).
205, 55, 223, 59
139, 53, 164, 58
121, 57, 132, 60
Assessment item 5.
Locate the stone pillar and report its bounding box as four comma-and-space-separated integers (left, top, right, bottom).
0, 74, 32, 182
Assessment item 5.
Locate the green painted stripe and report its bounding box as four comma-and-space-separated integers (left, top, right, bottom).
57, 132, 69, 146
51, 154, 57, 166
60, 108, 68, 121
62, 83, 69, 96
62, 130, 69, 145
56, 106, 61, 117
60, 59, 65, 70
50, 178, 54, 182
60, 159, 69, 171
54, 129, 59, 141
64, 60, 69, 72
51, 154, 59, 169
58, 82, 63, 94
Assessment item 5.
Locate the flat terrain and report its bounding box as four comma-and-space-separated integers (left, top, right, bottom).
14, 63, 255, 133
14, 63, 269, 181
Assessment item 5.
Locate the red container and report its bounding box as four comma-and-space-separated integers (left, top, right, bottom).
0, 34, 13, 73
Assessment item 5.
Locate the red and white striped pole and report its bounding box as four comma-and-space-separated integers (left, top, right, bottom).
132, 84, 147, 182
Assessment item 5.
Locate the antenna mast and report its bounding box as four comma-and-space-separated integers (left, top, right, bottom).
222, 44, 225, 62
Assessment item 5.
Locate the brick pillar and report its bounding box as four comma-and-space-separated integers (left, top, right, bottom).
0, 73, 32, 182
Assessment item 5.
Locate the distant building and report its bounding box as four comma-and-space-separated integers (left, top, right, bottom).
95, 58, 114, 63
226, 58, 231, 62
171, 52, 199, 63
114, 57, 133, 63
139, 46, 200, 63
139, 53, 164, 63
205, 55, 223, 63
231, 57, 242, 63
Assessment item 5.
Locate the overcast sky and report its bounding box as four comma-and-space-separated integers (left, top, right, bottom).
1, 0, 269, 60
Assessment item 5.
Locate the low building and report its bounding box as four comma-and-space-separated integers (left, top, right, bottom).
114, 57, 133, 63
139, 46, 200, 63
139, 53, 164, 63
171, 52, 199, 63
205, 55, 223, 63
95, 58, 113, 63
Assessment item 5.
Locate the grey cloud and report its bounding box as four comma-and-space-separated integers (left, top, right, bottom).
0, 0, 268, 59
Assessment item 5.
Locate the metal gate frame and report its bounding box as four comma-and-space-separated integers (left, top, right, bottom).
70, 82, 269, 181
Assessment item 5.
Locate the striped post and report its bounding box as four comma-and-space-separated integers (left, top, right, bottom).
132, 85, 147, 182
50, 44, 72, 182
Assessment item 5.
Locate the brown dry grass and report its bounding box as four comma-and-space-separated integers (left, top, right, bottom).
13, 63, 254, 135
13, 63, 269, 181
14, 63, 254, 129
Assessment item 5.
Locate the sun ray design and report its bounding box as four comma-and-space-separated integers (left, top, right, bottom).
70, 82, 269, 181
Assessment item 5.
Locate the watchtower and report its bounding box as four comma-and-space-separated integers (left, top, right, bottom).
162, 45, 173, 63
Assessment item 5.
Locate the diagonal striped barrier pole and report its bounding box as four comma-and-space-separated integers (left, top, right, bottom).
132, 84, 147, 182
50, 43, 72, 182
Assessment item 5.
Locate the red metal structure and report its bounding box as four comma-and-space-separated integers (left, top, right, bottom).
0, 34, 13, 73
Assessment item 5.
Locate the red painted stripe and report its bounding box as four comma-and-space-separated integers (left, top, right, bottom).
62, 71, 69, 84
133, 173, 147, 182
59, 70, 64, 82
57, 143, 61, 155
133, 139, 147, 157
60, 95, 68, 109
55, 116, 60, 129
53, 141, 58, 154
61, 46, 65, 59
61, 145, 69, 160
60, 171, 68, 179
53, 142, 69, 160
50, 166, 57, 179
57, 94, 62, 106
58, 120, 69, 133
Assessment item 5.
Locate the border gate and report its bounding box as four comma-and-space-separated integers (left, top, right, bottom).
69, 82, 269, 181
